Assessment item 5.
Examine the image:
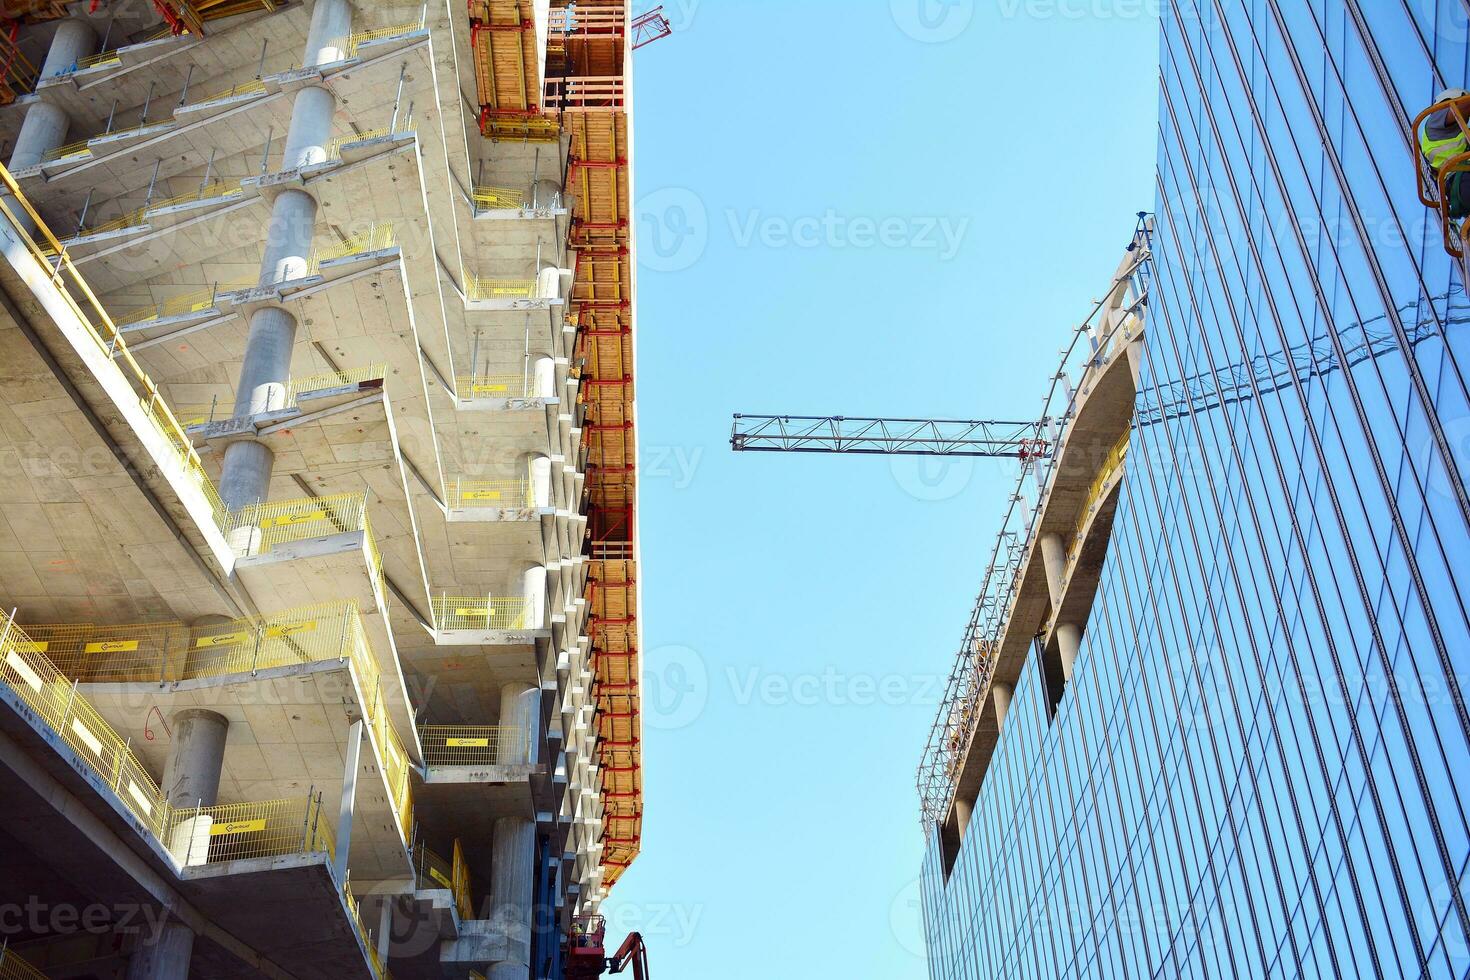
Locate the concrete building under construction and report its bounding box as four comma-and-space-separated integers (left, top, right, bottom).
0, 1, 645, 978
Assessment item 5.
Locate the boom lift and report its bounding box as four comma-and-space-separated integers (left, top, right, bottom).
566, 917, 650, 979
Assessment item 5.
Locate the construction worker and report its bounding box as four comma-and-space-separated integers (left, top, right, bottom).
1421, 88, 1470, 220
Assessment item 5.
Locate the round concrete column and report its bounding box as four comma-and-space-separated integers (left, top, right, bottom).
233, 307, 297, 415
260, 189, 319, 284
489, 816, 536, 979
303, 0, 354, 67
532, 355, 555, 399
219, 438, 275, 515
1038, 532, 1067, 606
40, 18, 96, 80
992, 681, 1014, 728
522, 565, 547, 630
162, 709, 229, 868
535, 266, 562, 301
499, 681, 540, 766
528, 454, 553, 508
281, 85, 337, 169
10, 101, 69, 170
1055, 624, 1082, 682
125, 919, 194, 980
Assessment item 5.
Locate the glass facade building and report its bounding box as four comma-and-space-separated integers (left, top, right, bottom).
921, 2, 1470, 978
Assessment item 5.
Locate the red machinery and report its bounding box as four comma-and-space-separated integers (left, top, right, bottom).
565, 917, 649, 979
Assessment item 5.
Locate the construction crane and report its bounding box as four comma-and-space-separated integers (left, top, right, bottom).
565, 918, 650, 979
632, 6, 672, 49
730, 414, 1051, 459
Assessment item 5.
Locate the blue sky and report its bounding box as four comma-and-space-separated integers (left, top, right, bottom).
606, 2, 1160, 975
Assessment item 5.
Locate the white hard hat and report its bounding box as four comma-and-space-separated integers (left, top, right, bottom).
1439, 88, 1470, 101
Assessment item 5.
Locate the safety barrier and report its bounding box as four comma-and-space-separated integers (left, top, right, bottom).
175, 363, 387, 426
338, 15, 428, 58
452, 839, 474, 921
168, 794, 334, 867
449, 472, 534, 509
472, 184, 528, 210
40, 138, 90, 164
344, 878, 392, 979
222, 490, 387, 593
30, 601, 372, 685
308, 222, 397, 273
456, 373, 536, 399
464, 276, 538, 301
325, 126, 393, 161
548, 5, 625, 34
430, 597, 533, 632
187, 78, 267, 108
419, 725, 525, 766
0, 941, 48, 980
82, 179, 246, 239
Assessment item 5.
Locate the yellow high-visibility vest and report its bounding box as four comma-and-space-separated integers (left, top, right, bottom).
1422, 124, 1469, 171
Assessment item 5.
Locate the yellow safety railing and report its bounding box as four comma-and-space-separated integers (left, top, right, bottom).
188, 77, 267, 107
325, 126, 392, 161
286, 363, 388, 403
0, 163, 229, 534
338, 16, 428, 58
40, 137, 91, 163
308, 222, 397, 273
114, 286, 221, 327
464, 276, 537, 301
452, 839, 474, 921
31, 600, 369, 684
1066, 430, 1130, 566
0, 943, 49, 980
431, 597, 533, 631
472, 184, 529, 211
82, 179, 245, 238
450, 471, 534, 509
456, 373, 535, 398
420, 725, 525, 766
222, 493, 388, 602
74, 49, 123, 71
364, 677, 414, 839
0, 611, 171, 837
344, 878, 392, 979
168, 794, 334, 867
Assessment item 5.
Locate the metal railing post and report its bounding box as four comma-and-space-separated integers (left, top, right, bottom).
178, 63, 194, 106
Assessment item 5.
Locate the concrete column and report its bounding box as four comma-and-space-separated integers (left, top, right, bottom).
162, 709, 229, 868
522, 565, 547, 630
10, 101, 69, 170
218, 439, 274, 513
1055, 624, 1082, 683
489, 816, 536, 977
992, 681, 1014, 728
282, 86, 337, 169
40, 18, 96, 80
334, 719, 364, 883
260, 189, 318, 284
234, 307, 298, 415
499, 681, 540, 766
532, 355, 555, 399
1125, 337, 1144, 388
125, 920, 194, 980
529, 455, 553, 508
953, 795, 973, 840
304, 0, 354, 67
535, 266, 562, 301
1038, 532, 1067, 606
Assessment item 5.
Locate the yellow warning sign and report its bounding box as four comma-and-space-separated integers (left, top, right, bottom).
428, 867, 452, 889
268, 621, 316, 638
196, 631, 248, 649
211, 818, 267, 835
471, 384, 509, 394
259, 510, 326, 529
453, 608, 491, 618
12, 640, 47, 654
462, 491, 504, 501
85, 640, 139, 654
446, 737, 490, 748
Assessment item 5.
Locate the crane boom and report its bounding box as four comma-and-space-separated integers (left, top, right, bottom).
730, 414, 1049, 458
